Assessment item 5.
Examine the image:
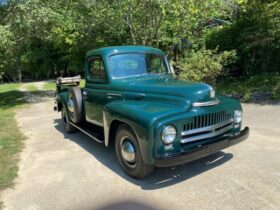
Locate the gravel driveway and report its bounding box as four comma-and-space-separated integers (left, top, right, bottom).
2, 88, 280, 210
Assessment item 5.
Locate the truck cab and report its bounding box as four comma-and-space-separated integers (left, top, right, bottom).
55, 46, 249, 179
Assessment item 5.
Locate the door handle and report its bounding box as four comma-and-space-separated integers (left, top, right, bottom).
107, 93, 122, 97
134, 94, 145, 100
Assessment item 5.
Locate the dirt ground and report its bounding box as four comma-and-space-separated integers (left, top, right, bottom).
1, 83, 280, 210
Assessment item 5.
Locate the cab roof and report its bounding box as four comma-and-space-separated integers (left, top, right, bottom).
86, 46, 165, 57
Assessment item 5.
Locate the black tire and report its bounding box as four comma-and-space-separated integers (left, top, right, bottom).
67, 87, 84, 124
115, 125, 154, 179
61, 105, 77, 133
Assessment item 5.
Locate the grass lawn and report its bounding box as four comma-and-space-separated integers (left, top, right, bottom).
0, 83, 26, 208
43, 81, 56, 91
25, 84, 39, 92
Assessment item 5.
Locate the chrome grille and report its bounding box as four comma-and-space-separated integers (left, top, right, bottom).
184, 110, 231, 130
181, 110, 233, 144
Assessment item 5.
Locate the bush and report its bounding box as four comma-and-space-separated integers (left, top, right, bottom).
206, 1, 280, 76
178, 47, 237, 84
216, 73, 280, 101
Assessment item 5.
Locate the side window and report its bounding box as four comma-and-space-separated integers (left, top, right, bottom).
88, 57, 107, 83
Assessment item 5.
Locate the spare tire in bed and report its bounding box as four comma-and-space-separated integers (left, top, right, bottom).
67, 87, 84, 124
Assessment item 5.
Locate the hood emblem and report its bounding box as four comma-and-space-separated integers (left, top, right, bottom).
210, 90, 215, 98
193, 99, 220, 107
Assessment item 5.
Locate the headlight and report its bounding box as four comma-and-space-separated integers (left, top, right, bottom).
161, 125, 177, 144
234, 110, 242, 123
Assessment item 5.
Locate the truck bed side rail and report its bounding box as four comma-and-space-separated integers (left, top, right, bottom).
56, 75, 81, 85
54, 75, 82, 112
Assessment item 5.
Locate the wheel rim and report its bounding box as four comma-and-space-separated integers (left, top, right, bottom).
67, 96, 75, 114
120, 137, 137, 167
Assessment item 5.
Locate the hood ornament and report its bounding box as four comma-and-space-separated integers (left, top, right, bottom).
210, 89, 215, 99
192, 88, 219, 107
193, 99, 220, 107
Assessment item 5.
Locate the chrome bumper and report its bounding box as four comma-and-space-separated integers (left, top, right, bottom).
155, 127, 249, 168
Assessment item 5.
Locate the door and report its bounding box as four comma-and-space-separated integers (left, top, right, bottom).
84, 56, 109, 126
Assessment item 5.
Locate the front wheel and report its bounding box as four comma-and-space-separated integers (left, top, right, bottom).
115, 125, 154, 179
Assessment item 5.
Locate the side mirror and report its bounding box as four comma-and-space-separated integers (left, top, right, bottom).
169, 61, 181, 77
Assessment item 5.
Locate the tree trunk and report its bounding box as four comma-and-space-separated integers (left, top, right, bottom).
18, 69, 22, 83
16, 56, 22, 83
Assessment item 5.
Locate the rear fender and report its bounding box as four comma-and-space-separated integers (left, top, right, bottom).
57, 91, 69, 107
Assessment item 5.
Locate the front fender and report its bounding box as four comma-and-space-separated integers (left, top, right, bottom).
103, 100, 186, 165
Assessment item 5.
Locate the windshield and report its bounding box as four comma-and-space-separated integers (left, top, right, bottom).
109, 53, 169, 78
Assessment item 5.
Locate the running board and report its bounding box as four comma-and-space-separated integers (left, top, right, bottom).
69, 122, 104, 143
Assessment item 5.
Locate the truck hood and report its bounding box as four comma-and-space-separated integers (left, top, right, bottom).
115, 75, 215, 104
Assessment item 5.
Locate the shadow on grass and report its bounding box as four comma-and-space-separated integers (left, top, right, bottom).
25, 90, 55, 102
0, 90, 55, 109
0, 90, 26, 110
53, 118, 233, 190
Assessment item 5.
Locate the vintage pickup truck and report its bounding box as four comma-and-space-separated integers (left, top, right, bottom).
54, 46, 249, 179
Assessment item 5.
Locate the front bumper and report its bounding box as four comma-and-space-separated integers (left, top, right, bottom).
155, 127, 249, 167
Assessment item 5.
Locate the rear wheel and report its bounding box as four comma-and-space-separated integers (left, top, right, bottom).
61, 105, 77, 133
115, 125, 154, 179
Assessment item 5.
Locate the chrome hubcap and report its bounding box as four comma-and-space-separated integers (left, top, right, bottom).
121, 138, 136, 163
67, 96, 74, 113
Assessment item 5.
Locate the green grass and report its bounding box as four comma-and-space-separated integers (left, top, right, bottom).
25, 84, 38, 92
43, 81, 56, 91
216, 73, 280, 102
0, 83, 25, 196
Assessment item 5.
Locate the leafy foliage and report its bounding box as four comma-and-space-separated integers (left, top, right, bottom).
0, 0, 279, 103
178, 48, 237, 84
0, 0, 232, 81
216, 73, 280, 101
206, 0, 280, 76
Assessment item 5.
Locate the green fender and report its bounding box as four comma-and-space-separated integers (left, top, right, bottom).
57, 91, 69, 107
103, 100, 188, 165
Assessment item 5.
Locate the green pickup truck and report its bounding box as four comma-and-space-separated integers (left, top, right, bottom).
54, 46, 249, 179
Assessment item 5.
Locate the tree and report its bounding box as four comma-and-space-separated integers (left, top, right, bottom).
206, 0, 280, 75
0, 0, 241, 81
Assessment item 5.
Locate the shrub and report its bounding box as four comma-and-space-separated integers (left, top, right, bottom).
178, 47, 237, 84
216, 73, 280, 101
206, 1, 280, 76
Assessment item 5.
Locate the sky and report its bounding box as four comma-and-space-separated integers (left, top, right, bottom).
0, 0, 8, 5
